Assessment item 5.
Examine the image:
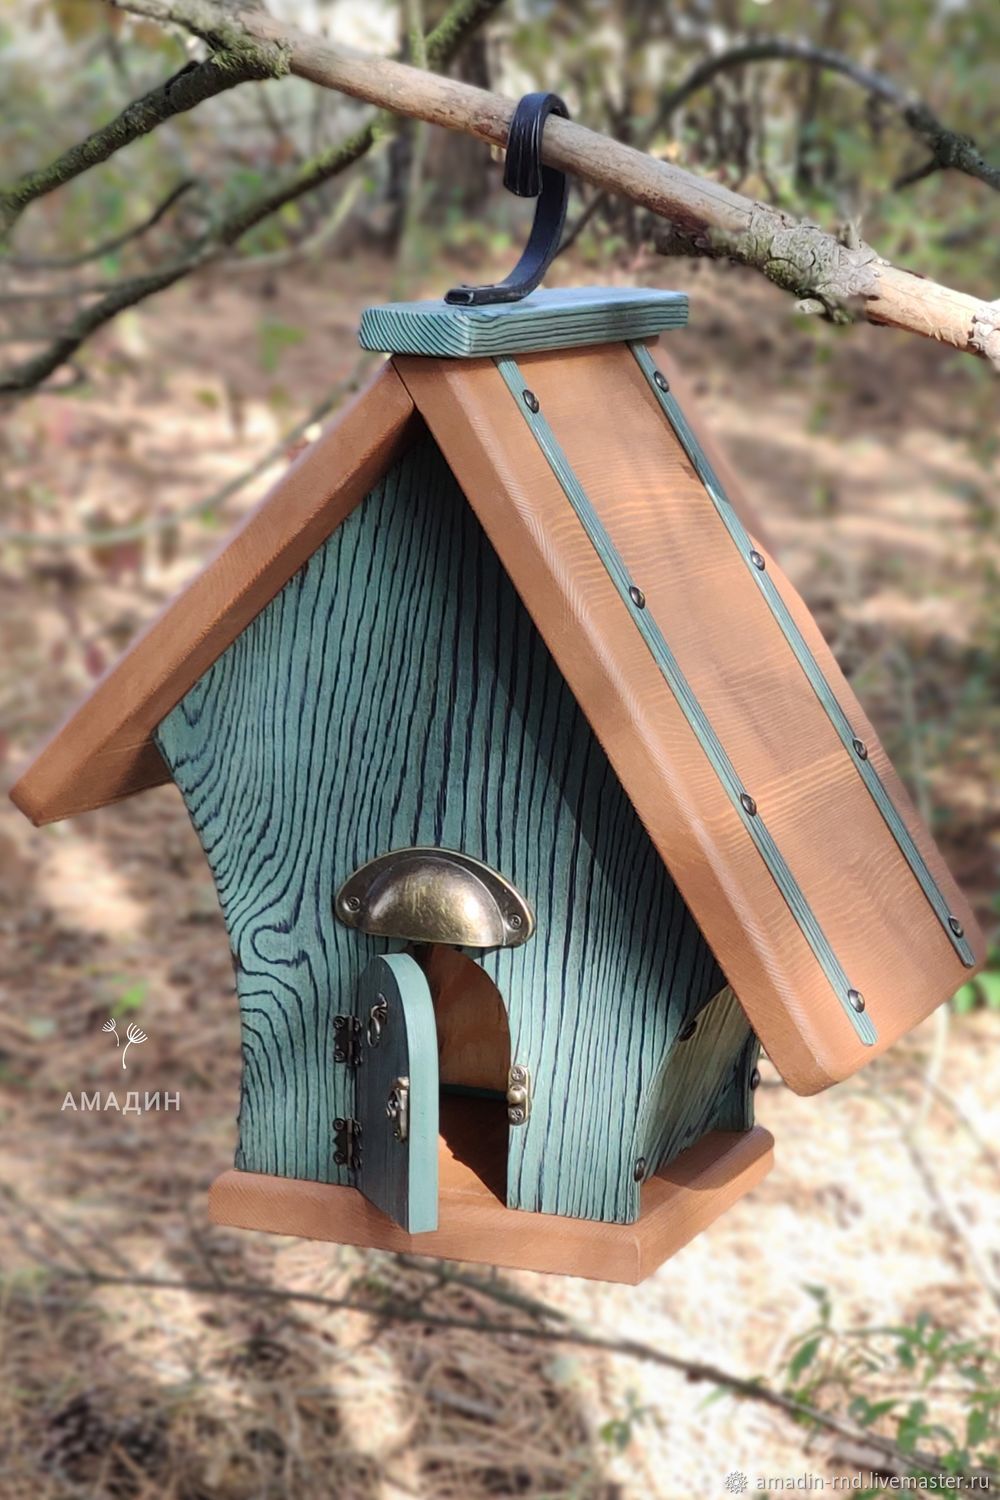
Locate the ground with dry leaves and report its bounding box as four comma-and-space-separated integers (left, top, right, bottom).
0, 253, 997, 1500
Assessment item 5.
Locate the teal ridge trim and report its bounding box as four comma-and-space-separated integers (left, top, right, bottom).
359, 287, 689, 358
628, 339, 974, 971
495, 352, 878, 1046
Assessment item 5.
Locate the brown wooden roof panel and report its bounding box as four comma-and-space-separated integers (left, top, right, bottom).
395, 344, 984, 1094
10, 363, 420, 826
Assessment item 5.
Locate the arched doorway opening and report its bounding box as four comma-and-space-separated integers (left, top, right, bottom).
413, 945, 511, 1203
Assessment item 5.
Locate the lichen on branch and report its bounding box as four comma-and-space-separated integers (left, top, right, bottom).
0, 39, 290, 238
655, 205, 883, 324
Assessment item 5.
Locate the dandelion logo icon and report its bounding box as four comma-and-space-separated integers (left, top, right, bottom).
724, 1475, 749, 1495
122, 1023, 147, 1070
102, 1017, 148, 1070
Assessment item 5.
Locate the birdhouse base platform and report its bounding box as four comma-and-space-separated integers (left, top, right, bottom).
208, 1119, 774, 1285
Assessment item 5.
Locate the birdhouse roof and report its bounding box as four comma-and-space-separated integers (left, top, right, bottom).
11, 287, 983, 1095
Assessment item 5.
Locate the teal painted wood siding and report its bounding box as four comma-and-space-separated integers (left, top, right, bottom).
637, 985, 758, 1178
156, 434, 739, 1223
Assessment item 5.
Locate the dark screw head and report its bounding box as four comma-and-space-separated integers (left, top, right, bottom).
948, 915, 965, 938
749, 549, 766, 571
750, 1067, 761, 1091
345, 894, 361, 912
653, 370, 669, 393
633, 1157, 647, 1182
679, 1019, 697, 1042
740, 792, 757, 817
628, 585, 646, 609
522, 389, 540, 413
507, 913, 523, 930
852, 737, 869, 761
847, 988, 866, 1014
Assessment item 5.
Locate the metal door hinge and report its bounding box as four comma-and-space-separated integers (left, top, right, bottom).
506, 1063, 531, 1125
333, 1014, 362, 1067
333, 1116, 362, 1172
386, 1076, 410, 1142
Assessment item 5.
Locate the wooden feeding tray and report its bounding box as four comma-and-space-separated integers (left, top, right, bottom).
210, 1097, 774, 1284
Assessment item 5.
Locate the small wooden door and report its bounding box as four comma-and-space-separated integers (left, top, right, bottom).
355, 954, 439, 1233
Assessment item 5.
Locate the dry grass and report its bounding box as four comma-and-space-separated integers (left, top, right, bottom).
0, 251, 997, 1498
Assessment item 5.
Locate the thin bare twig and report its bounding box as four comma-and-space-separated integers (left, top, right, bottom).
861, 1085, 1000, 1313
7, 178, 198, 270
3, 1258, 987, 1486
0, 48, 289, 237
649, 38, 1000, 193
106, 0, 1000, 365
919, 1075, 1000, 1178
0, 0, 504, 396
0, 1173, 992, 1487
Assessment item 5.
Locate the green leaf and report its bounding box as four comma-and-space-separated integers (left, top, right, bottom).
117, 981, 148, 1014
258, 320, 305, 375
803, 1284, 832, 1322
789, 1336, 822, 1379
967, 1408, 991, 1448
952, 982, 981, 1013
598, 1417, 630, 1452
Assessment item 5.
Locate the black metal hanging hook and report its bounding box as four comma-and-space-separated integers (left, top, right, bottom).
444, 91, 570, 307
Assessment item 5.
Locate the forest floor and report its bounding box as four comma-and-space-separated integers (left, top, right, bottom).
0, 249, 998, 1500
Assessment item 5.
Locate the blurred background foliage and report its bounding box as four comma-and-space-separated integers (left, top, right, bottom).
3, 0, 999, 295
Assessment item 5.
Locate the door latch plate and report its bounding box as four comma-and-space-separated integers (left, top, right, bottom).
385, 1075, 410, 1142
506, 1063, 531, 1125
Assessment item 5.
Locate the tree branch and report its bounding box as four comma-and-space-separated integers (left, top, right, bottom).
0, 1170, 993, 1488
1, 1256, 989, 1487
0, 0, 504, 396
649, 38, 1000, 194
7, 178, 197, 271
0, 47, 289, 238
1, 256, 208, 394
106, 0, 999, 364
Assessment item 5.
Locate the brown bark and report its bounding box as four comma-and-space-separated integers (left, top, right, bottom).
114, 0, 996, 362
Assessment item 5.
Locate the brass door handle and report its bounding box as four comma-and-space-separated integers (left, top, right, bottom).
335, 847, 534, 949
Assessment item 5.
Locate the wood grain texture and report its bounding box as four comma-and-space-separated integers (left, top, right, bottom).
396, 345, 984, 1095
359, 287, 688, 357
10, 363, 420, 825
631, 340, 972, 972
419, 946, 511, 1093
208, 1124, 775, 1284
355, 954, 438, 1234
154, 434, 724, 1218
647, 344, 775, 555
639, 985, 759, 1175
494, 349, 877, 1048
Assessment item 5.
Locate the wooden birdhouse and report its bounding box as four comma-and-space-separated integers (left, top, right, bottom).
11, 282, 985, 1282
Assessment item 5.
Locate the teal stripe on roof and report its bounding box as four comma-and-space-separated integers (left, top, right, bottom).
495, 351, 877, 1046
629, 339, 973, 971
